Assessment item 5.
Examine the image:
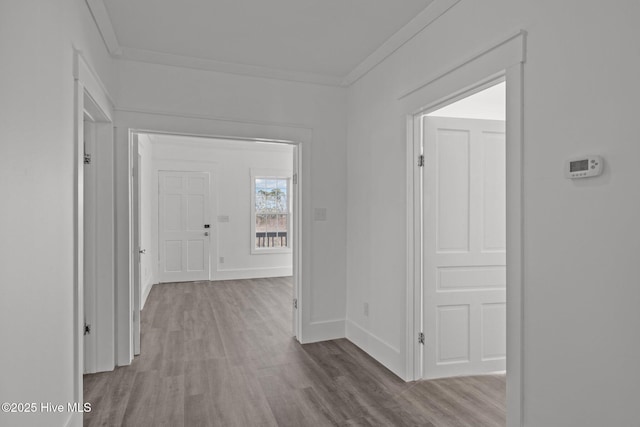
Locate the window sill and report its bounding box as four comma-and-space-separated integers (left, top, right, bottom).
251, 248, 292, 255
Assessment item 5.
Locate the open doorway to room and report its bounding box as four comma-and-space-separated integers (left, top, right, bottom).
130, 132, 300, 356
403, 32, 524, 425
418, 81, 507, 380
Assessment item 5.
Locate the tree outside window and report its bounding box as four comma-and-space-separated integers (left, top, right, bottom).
254, 178, 289, 249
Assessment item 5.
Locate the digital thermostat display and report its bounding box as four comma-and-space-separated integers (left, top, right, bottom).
565, 155, 603, 179
570, 159, 588, 172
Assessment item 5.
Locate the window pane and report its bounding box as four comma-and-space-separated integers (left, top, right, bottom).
277, 214, 288, 233
266, 214, 277, 232
254, 177, 290, 249
255, 214, 267, 248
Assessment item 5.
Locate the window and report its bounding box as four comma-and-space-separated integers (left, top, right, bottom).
252, 175, 291, 252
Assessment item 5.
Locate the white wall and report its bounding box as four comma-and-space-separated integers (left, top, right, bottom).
346, 1, 640, 426
0, 1, 115, 426
115, 59, 348, 344
148, 135, 293, 291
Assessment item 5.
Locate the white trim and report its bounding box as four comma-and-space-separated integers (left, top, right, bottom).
398, 30, 527, 100
404, 31, 525, 426
85, 0, 459, 88
505, 63, 525, 427
73, 50, 114, 413
342, 0, 462, 86
65, 412, 81, 427
85, 0, 122, 56
115, 106, 312, 134
215, 267, 293, 281
141, 280, 154, 310
119, 47, 343, 87
116, 110, 309, 360
302, 319, 345, 343
346, 320, 404, 378
73, 49, 116, 115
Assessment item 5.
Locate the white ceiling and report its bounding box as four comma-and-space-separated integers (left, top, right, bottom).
97, 0, 438, 83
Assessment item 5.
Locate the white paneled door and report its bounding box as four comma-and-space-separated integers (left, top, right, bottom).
422, 116, 506, 379
159, 171, 211, 282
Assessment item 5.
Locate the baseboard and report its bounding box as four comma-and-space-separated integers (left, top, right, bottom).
301, 319, 345, 343
65, 412, 82, 427
214, 266, 292, 281
141, 280, 154, 309
345, 319, 405, 379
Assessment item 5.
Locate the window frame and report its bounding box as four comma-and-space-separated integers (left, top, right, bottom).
250, 169, 293, 255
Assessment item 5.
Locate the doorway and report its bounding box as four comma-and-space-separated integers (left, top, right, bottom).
404, 32, 526, 421
130, 132, 302, 355
82, 93, 115, 375
419, 82, 506, 379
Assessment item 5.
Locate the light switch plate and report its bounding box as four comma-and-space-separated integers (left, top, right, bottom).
314, 208, 327, 221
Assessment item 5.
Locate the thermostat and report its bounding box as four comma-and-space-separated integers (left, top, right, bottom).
565, 155, 603, 179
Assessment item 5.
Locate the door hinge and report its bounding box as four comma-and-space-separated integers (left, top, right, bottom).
417, 155, 424, 167
293, 298, 298, 309
84, 153, 91, 165
292, 173, 298, 185
418, 332, 425, 345
84, 323, 91, 335
131, 167, 135, 177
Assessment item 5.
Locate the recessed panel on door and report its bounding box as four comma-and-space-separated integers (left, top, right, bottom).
481, 303, 506, 361
187, 194, 205, 231
164, 240, 182, 272
164, 194, 182, 231
159, 171, 211, 282
438, 266, 506, 291
187, 240, 205, 271
437, 129, 470, 252
437, 305, 470, 364
481, 130, 506, 252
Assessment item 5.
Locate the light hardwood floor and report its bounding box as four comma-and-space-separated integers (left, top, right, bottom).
84, 277, 505, 426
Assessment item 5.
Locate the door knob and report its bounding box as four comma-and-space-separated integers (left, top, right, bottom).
139, 249, 146, 254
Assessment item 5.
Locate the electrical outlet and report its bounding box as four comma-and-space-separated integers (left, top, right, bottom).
219, 256, 224, 264
363, 302, 369, 317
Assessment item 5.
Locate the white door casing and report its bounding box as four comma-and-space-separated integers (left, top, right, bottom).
422, 116, 506, 379
83, 119, 97, 373
159, 171, 211, 282
132, 147, 141, 356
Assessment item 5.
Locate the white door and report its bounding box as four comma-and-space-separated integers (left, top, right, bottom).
422, 116, 506, 379
159, 171, 211, 282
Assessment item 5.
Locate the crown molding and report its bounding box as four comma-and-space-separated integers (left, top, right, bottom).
85, 0, 122, 56
86, 0, 459, 88
341, 0, 462, 86
119, 47, 344, 87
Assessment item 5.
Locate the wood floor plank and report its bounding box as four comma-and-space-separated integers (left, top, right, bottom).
85, 277, 505, 426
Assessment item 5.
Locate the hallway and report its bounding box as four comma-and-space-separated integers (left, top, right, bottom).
84, 278, 505, 426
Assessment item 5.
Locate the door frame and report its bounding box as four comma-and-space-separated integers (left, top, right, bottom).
128, 130, 303, 352
404, 31, 526, 426
73, 50, 115, 426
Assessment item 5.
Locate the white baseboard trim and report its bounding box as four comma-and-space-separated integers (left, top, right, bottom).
214, 266, 292, 281
65, 412, 81, 427
301, 319, 345, 344
141, 280, 154, 309
345, 319, 404, 379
